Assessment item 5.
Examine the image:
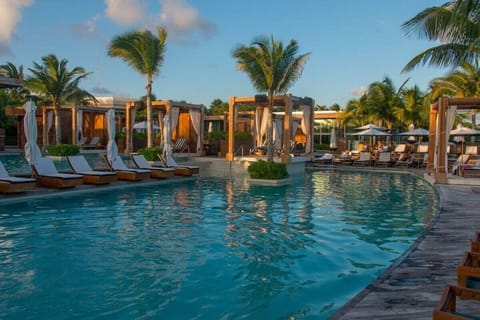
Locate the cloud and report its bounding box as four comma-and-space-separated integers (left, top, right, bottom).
0, 0, 34, 43
91, 86, 114, 95
71, 15, 101, 39
158, 0, 216, 42
0, 43, 13, 57
105, 0, 145, 25
351, 86, 367, 97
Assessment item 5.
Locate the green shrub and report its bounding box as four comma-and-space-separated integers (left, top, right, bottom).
205, 131, 227, 140
116, 131, 126, 139
136, 146, 163, 161
247, 160, 289, 180
315, 143, 330, 150
235, 131, 251, 141
46, 144, 80, 156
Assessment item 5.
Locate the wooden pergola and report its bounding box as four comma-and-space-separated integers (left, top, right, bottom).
227, 94, 315, 163
125, 100, 205, 154
427, 96, 480, 184
0, 76, 23, 89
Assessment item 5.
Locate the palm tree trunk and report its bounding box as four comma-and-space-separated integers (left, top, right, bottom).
266, 93, 274, 162
54, 106, 62, 145
146, 78, 153, 147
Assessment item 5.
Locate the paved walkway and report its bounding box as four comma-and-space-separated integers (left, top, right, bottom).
330, 184, 480, 319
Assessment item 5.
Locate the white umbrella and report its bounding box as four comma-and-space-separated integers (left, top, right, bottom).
355, 123, 386, 131
398, 127, 429, 136
133, 121, 160, 132
208, 121, 213, 133
23, 100, 42, 166
351, 128, 391, 136
106, 109, 118, 163
162, 114, 172, 158
450, 124, 480, 135
329, 127, 337, 150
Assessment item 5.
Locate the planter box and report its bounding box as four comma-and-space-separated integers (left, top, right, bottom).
247, 177, 291, 186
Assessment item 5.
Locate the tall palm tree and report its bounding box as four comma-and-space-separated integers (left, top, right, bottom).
430, 61, 480, 98
402, 0, 480, 72
397, 85, 428, 129
108, 27, 167, 147
0, 62, 29, 102
232, 35, 310, 161
26, 54, 93, 144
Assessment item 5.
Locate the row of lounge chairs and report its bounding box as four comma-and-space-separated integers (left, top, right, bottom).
0, 153, 200, 193
433, 232, 480, 319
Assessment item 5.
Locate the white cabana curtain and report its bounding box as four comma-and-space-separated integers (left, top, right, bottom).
273, 119, 283, 149
158, 111, 164, 146
163, 114, 172, 158
106, 109, 118, 163
76, 109, 83, 144
189, 109, 202, 152
46, 110, 54, 146
254, 108, 262, 149
260, 108, 269, 146
291, 120, 299, 140
23, 101, 42, 166
171, 107, 180, 139
445, 105, 457, 168
301, 106, 312, 153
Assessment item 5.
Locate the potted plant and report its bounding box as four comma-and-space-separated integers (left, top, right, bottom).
136, 146, 163, 163
247, 160, 290, 186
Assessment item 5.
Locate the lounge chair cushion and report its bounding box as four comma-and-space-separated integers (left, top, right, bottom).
35, 157, 83, 179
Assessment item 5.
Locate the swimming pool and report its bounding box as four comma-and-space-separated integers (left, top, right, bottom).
0, 170, 437, 319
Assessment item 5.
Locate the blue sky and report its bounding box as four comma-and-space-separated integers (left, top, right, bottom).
1, 0, 446, 108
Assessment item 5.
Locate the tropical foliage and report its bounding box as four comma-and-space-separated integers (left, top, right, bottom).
108, 27, 167, 148
232, 35, 310, 161
247, 160, 289, 179
25, 54, 93, 144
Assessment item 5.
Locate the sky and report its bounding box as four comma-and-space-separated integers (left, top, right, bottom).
0, 0, 448, 109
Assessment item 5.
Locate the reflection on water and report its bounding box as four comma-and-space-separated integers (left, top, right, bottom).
0, 171, 437, 319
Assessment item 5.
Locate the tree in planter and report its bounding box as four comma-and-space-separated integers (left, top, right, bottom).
247, 160, 289, 180
232, 35, 310, 162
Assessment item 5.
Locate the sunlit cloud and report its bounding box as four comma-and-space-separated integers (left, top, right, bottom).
351, 86, 367, 97
157, 0, 216, 44
105, 0, 145, 25
0, 0, 34, 43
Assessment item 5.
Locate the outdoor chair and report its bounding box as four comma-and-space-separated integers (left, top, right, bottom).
461, 159, 480, 178
130, 153, 175, 179
81, 136, 100, 149
433, 285, 480, 319
0, 160, 36, 193
458, 251, 480, 289
103, 155, 151, 181
67, 155, 117, 185
173, 137, 189, 153
158, 153, 199, 176
353, 152, 372, 166
374, 152, 391, 167
394, 153, 410, 168
32, 157, 84, 189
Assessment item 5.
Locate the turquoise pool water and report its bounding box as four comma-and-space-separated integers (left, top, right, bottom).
0, 171, 437, 319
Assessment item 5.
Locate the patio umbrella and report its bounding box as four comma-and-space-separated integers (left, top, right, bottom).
450, 124, 480, 153
329, 127, 337, 150
133, 121, 160, 132
23, 100, 42, 166
162, 114, 172, 158
106, 109, 118, 163
398, 127, 429, 136
351, 127, 391, 136
355, 123, 386, 131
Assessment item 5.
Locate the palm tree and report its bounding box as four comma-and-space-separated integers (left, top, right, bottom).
108, 27, 167, 148
232, 35, 310, 161
402, 0, 480, 72
26, 54, 93, 144
398, 85, 428, 129
0, 62, 29, 102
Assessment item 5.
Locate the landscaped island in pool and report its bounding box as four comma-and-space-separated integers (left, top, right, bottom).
0, 170, 437, 319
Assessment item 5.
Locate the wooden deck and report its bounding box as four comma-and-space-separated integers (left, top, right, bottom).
330, 184, 480, 319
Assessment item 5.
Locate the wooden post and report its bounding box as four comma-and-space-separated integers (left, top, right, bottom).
226, 96, 235, 161
71, 106, 77, 145
426, 103, 437, 173
281, 95, 292, 163
125, 103, 131, 154
435, 96, 448, 184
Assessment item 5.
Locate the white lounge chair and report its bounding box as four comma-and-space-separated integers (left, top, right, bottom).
158, 153, 199, 176
130, 153, 175, 179
103, 155, 151, 181
81, 136, 100, 149
0, 160, 36, 193
374, 152, 391, 167
67, 155, 117, 185
173, 137, 189, 153
353, 152, 372, 166
32, 157, 84, 188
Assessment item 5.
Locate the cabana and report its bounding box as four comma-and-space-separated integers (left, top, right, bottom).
427, 96, 479, 184
124, 100, 205, 154
227, 94, 314, 163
